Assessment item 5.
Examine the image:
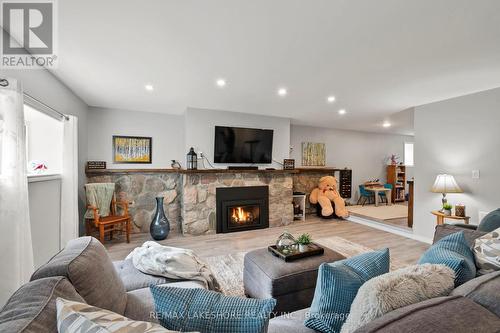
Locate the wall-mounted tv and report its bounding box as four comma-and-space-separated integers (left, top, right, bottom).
214, 126, 273, 164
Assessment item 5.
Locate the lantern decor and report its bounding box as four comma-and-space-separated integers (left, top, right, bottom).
276, 230, 297, 255
186, 147, 198, 170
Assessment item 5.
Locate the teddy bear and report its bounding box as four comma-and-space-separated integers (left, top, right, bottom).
309, 176, 349, 218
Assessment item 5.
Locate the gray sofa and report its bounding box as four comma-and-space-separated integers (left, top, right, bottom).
0, 236, 204, 332
1, 226, 499, 333
267, 224, 500, 333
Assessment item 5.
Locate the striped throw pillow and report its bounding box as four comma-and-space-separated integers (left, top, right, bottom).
418, 231, 476, 286
304, 248, 390, 333
150, 286, 276, 333
56, 298, 177, 333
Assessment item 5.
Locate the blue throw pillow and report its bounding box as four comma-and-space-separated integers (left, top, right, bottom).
418, 231, 476, 286
304, 248, 390, 333
150, 286, 276, 333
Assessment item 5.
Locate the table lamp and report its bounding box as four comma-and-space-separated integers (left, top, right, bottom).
431, 174, 462, 208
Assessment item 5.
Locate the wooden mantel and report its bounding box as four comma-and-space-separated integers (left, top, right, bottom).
85, 166, 353, 235
85, 167, 350, 176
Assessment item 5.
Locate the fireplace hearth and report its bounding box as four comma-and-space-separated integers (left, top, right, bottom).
216, 186, 269, 233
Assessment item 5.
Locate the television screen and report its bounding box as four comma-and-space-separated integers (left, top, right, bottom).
214, 126, 273, 164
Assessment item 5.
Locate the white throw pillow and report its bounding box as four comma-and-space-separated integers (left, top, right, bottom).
474, 227, 500, 275
56, 298, 182, 333
340, 264, 455, 333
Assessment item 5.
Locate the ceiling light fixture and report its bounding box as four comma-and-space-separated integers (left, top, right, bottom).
144, 84, 154, 91
338, 109, 346, 115
383, 121, 391, 128
327, 96, 336, 103
216, 78, 226, 87
278, 88, 287, 97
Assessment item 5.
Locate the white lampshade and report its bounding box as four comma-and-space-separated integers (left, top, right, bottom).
431, 174, 462, 194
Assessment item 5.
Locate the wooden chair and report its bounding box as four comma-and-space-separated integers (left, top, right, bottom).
85, 192, 131, 244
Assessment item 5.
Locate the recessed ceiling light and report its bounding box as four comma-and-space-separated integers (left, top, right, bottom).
338, 109, 346, 115
327, 96, 336, 103
144, 84, 154, 91
278, 88, 287, 97
383, 121, 391, 128
216, 78, 226, 87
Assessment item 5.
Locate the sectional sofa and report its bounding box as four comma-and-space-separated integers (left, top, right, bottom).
0, 225, 499, 333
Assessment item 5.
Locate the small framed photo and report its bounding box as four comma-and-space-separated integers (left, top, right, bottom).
283, 159, 295, 170
113, 136, 152, 164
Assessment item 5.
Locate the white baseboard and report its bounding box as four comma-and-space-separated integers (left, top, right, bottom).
347, 215, 433, 244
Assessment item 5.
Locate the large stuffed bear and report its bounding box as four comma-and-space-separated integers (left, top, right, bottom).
309, 176, 349, 218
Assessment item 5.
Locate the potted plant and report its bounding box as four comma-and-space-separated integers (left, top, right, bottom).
297, 233, 312, 253
442, 203, 453, 216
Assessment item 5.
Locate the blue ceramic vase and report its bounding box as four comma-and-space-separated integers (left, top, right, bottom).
150, 197, 170, 240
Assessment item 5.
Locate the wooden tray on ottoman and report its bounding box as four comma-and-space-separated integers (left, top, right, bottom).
268, 243, 324, 262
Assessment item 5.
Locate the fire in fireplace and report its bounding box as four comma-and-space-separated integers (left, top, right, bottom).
216, 186, 269, 233
230, 205, 260, 225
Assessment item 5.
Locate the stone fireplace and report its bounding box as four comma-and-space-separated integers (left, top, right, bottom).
86, 167, 349, 237
216, 186, 269, 233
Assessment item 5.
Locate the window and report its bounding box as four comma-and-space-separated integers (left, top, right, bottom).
404, 142, 414, 167
24, 104, 63, 175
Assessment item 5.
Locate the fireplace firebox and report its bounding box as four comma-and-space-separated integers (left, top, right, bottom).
216, 186, 269, 233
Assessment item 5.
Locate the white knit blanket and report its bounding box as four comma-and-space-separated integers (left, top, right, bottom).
126, 241, 220, 291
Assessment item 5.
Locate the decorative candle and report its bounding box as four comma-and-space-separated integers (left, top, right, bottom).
455, 204, 466, 217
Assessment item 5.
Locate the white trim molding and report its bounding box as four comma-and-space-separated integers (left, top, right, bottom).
347, 215, 433, 244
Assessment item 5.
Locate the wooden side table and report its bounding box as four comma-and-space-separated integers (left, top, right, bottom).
431, 210, 470, 225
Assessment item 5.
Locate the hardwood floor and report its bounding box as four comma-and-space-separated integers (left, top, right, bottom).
383, 217, 411, 230
105, 216, 429, 265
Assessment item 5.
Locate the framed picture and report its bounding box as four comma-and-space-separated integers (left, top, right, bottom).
112, 136, 152, 164
301, 142, 326, 166
283, 159, 295, 170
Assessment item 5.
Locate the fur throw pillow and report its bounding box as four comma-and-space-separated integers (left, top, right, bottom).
341, 264, 455, 333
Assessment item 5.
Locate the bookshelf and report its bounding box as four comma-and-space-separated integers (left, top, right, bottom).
387, 165, 406, 203
338, 169, 352, 199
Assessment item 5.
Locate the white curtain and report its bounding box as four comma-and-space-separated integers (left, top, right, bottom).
0, 78, 34, 306
60, 115, 79, 248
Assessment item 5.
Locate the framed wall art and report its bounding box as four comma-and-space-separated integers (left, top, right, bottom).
112, 136, 152, 163
301, 142, 326, 166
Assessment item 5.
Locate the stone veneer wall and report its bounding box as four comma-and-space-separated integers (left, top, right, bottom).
87, 171, 297, 236
86, 170, 341, 236
181, 172, 294, 236
86, 173, 182, 234
292, 172, 336, 214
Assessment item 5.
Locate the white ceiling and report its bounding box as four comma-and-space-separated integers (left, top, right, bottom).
54, 0, 500, 135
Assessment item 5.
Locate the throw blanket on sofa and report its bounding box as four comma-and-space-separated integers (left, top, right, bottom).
126, 241, 220, 291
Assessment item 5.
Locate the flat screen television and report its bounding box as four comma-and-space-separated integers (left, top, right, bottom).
214, 126, 273, 164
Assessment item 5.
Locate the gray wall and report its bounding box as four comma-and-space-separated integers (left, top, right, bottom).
0, 69, 89, 235
87, 107, 291, 170
184, 108, 291, 169
86, 106, 413, 204
87, 107, 185, 168
290, 125, 414, 202
413, 87, 500, 240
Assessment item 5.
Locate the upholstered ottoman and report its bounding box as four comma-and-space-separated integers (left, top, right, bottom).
243, 246, 345, 314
